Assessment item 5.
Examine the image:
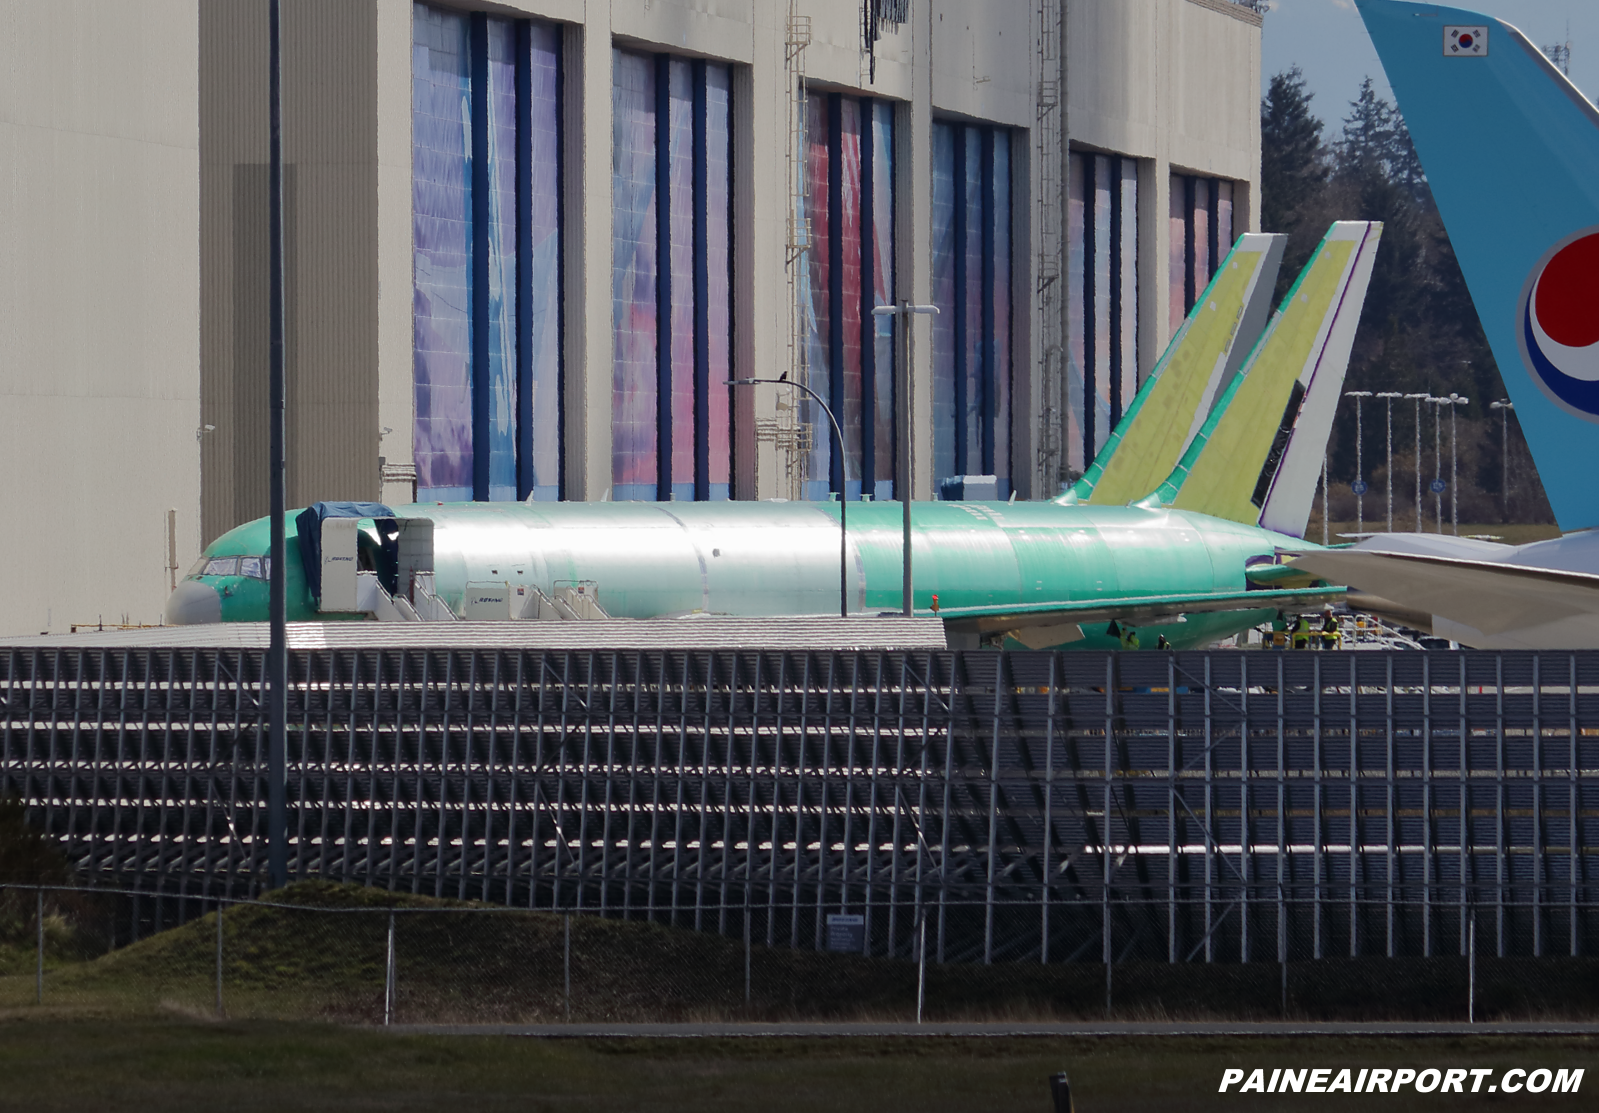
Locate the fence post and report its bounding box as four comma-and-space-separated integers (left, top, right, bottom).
563, 914, 571, 1022
1468, 908, 1476, 1024
1105, 951, 1112, 1018
916, 915, 926, 1025
1280, 883, 1288, 1019
384, 911, 396, 1026
1281, 954, 1288, 1019
215, 900, 225, 1018
36, 888, 44, 1005
743, 898, 752, 1007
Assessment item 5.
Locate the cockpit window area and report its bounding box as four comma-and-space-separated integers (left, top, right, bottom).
189, 556, 270, 580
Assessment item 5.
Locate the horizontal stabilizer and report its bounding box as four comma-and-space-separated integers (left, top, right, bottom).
1288, 546, 1599, 648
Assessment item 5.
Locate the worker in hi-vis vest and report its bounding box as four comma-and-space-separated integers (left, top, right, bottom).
1290, 613, 1313, 650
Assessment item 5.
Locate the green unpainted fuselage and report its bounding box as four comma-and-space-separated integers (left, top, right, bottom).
178, 499, 1322, 650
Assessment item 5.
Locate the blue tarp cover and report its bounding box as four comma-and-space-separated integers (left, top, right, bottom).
295, 502, 397, 602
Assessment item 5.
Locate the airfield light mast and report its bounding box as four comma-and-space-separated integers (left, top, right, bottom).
266, 0, 288, 891
1439, 394, 1451, 534
874, 302, 939, 615
1345, 391, 1372, 534
1404, 393, 1429, 532
1490, 399, 1515, 521
1448, 394, 1469, 535
1375, 392, 1403, 532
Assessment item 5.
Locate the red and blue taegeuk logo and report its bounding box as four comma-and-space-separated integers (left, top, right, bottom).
1520, 229, 1599, 418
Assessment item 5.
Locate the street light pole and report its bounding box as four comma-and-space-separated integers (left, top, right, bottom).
1448, 393, 1468, 535
266, 0, 288, 892
1345, 391, 1372, 533
1490, 399, 1514, 523
1376, 392, 1402, 532
731, 378, 852, 618
873, 302, 939, 616
1404, 393, 1429, 533
1430, 396, 1446, 533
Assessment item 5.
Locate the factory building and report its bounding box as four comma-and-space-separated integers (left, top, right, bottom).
0, 0, 1263, 635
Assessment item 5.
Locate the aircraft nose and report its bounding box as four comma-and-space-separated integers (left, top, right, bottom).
163, 580, 222, 625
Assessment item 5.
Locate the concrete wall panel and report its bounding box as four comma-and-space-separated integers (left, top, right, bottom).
0, 0, 200, 634
200, 0, 380, 544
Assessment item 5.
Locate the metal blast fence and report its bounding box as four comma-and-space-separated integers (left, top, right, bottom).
3, 647, 1598, 973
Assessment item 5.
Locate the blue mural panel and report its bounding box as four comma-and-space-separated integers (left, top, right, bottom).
413, 5, 473, 500
930, 124, 956, 485
611, 49, 659, 500
802, 92, 832, 502
704, 63, 733, 500
1067, 151, 1087, 475
838, 98, 864, 499
992, 135, 1011, 496
667, 59, 695, 501
1092, 154, 1113, 459
524, 22, 562, 501
1116, 160, 1139, 431
962, 128, 983, 475
933, 121, 1016, 492
870, 102, 895, 501
484, 18, 518, 501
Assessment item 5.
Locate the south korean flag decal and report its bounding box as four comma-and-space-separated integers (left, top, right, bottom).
1444, 25, 1488, 57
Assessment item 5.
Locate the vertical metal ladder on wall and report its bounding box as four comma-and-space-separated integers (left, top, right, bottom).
753, 0, 816, 503
1035, 0, 1067, 495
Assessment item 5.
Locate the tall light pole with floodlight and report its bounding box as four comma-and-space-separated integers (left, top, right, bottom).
1430, 395, 1446, 532
1345, 390, 1372, 533
873, 301, 939, 615
1490, 399, 1514, 522
1404, 392, 1430, 532
1447, 393, 1468, 535
1376, 391, 1403, 531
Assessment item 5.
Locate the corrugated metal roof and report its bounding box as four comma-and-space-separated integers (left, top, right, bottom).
3, 616, 948, 651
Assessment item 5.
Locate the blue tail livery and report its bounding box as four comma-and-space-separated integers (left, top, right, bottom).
1357, 0, 1599, 530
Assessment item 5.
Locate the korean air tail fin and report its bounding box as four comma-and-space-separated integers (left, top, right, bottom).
1061, 233, 1284, 505
1146, 221, 1383, 533
1357, 1, 1599, 531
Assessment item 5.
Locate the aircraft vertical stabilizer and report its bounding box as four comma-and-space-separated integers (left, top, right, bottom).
1357, 0, 1599, 531
1065, 233, 1285, 505
1150, 221, 1383, 529
1256, 224, 1383, 536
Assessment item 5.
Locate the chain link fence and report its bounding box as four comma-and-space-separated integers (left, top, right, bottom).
4, 882, 1599, 1024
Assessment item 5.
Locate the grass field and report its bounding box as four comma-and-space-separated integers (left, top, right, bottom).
5, 883, 1597, 1026
0, 886, 1595, 1108
0, 1020, 1593, 1111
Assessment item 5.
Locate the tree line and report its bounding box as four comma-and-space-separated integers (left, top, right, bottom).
1261, 68, 1552, 527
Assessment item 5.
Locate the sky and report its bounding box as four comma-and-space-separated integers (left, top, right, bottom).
1260, 0, 1597, 129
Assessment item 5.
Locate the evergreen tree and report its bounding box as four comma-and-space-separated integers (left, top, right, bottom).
1259, 69, 1553, 526
1260, 67, 1326, 232
1260, 67, 1328, 301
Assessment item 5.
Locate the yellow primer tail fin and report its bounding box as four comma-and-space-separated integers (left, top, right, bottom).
1065, 234, 1284, 505
1152, 222, 1383, 529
